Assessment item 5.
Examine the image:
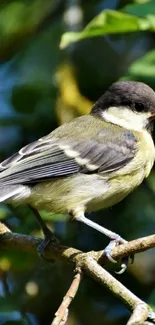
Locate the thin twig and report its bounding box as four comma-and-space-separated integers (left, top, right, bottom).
52, 270, 82, 325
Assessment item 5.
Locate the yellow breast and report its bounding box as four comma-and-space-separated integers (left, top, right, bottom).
87, 129, 155, 211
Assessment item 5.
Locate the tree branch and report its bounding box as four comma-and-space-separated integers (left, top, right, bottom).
52, 269, 82, 325
127, 303, 151, 325
0, 221, 155, 324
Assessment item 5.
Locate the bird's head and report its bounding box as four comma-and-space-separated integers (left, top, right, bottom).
91, 81, 155, 131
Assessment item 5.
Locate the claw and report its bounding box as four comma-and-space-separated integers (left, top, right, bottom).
104, 240, 118, 263
115, 256, 130, 274
115, 263, 127, 275
104, 238, 133, 274
104, 237, 127, 262
106, 252, 117, 264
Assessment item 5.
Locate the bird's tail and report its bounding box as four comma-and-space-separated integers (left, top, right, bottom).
0, 184, 31, 203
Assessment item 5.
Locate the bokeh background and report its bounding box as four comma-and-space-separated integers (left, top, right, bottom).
1, 0, 155, 324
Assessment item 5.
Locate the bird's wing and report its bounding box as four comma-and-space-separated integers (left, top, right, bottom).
0, 116, 137, 185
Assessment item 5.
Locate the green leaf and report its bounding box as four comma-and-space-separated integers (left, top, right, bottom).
123, 0, 155, 17
129, 49, 155, 78
60, 9, 154, 49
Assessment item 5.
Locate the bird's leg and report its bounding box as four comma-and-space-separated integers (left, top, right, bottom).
72, 210, 130, 273
29, 206, 59, 259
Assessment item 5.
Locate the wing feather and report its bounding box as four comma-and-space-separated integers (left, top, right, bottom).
0, 121, 137, 185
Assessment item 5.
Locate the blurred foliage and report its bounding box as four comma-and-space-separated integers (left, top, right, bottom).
56, 64, 92, 123
0, 0, 62, 61
1, 0, 155, 325
60, 9, 154, 49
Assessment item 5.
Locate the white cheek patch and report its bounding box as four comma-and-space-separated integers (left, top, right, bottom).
102, 107, 150, 131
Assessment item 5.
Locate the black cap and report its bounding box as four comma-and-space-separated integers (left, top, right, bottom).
91, 81, 155, 115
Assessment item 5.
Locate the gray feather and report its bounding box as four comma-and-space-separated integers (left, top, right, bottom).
0, 115, 137, 186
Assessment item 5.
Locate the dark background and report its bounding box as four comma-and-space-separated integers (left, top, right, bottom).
1, 0, 155, 324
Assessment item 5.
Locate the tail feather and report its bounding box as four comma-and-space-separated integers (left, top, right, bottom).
0, 184, 31, 203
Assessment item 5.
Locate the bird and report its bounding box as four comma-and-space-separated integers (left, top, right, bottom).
0, 80, 155, 270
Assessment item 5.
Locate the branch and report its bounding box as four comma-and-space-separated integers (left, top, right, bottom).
127, 304, 151, 325
52, 270, 82, 325
0, 222, 155, 324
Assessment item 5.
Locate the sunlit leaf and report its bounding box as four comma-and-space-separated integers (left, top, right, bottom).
60, 9, 155, 49
129, 49, 155, 78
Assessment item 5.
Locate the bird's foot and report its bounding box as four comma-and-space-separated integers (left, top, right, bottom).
37, 227, 59, 262
104, 236, 134, 274
28, 206, 59, 262
70, 210, 134, 273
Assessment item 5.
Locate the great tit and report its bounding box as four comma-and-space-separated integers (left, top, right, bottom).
0, 81, 155, 263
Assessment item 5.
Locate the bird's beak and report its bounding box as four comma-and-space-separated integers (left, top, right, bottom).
149, 112, 155, 122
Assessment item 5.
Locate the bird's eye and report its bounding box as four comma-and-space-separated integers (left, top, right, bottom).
134, 102, 144, 112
